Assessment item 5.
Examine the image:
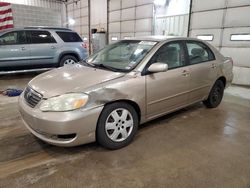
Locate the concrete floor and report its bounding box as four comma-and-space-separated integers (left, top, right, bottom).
0, 73, 250, 188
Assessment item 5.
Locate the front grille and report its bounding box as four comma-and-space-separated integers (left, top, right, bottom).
24, 87, 42, 108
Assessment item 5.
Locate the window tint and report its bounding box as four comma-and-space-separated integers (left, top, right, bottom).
30, 31, 56, 44
151, 42, 185, 69
0, 31, 27, 45
56, 31, 82, 42
186, 41, 215, 64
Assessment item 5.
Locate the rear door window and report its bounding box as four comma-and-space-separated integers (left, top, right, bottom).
56, 31, 83, 42
0, 31, 27, 45
186, 41, 215, 65
29, 30, 56, 44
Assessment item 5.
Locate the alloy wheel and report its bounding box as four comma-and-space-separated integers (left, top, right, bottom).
105, 108, 134, 142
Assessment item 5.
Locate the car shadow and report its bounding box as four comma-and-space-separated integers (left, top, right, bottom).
139, 102, 205, 131
36, 102, 205, 155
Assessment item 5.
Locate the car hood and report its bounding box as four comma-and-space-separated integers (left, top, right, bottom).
28, 65, 125, 98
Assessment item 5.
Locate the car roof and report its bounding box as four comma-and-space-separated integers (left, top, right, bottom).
0, 27, 72, 34
124, 35, 201, 42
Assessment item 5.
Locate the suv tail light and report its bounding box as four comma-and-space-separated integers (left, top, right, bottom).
81, 42, 87, 49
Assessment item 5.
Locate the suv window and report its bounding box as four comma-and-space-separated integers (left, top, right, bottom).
150, 42, 185, 70
0, 31, 27, 45
30, 30, 56, 44
56, 31, 83, 42
186, 41, 215, 64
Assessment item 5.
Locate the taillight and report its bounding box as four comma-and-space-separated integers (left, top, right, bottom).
81, 43, 87, 49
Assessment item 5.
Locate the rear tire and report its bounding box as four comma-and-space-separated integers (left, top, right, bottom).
203, 80, 224, 108
59, 55, 78, 67
96, 102, 138, 150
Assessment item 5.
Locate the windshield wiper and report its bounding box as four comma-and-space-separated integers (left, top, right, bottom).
79, 60, 95, 67
92, 63, 121, 72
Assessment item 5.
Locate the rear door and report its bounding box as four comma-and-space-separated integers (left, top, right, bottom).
0, 30, 30, 69
27, 30, 58, 66
145, 41, 190, 119
185, 41, 218, 103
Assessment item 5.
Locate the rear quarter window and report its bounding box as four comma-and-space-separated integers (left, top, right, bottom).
56, 31, 83, 42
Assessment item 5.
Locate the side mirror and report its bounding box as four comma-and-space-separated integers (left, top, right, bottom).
148, 62, 168, 73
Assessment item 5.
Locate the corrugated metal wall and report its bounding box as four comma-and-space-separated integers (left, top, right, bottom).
155, 14, 189, 36
12, 4, 62, 27
67, 0, 107, 40
189, 0, 250, 86
67, 0, 89, 39
0, 0, 62, 10
108, 0, 154, 43
1, 0, 63, 27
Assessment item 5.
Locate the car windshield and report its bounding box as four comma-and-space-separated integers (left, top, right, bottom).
87, 40, 158, 72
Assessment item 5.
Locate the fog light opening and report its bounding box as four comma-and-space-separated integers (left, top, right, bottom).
57, 133, 76, 140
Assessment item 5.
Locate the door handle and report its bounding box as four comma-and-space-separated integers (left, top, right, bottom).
182, 70, 190, 76
211, 64, 217, 69
51, 46, 56, 49
21, 47, 26, 51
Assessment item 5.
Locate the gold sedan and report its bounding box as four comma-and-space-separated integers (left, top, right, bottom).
19, 36, 233, 149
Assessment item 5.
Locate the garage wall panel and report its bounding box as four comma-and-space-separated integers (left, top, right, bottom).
67, 0, 89, 38
109, 0, 121, 11
227, 0, 250, 7
136, 4, 153, 19
108, 0, 153, 43
80, 0, 88, 8
190, 29, 222, 47
121, 32, 135, 39
136, 19, 152, 32
222, 27, 250, 47
135, 32, 151, 37
109, 22, 121, 33
192, 0, 226, 12
1, 0, 62, 10
224, 7, 250, 27
73, 8, 81, 18
81, 7, 88, 17
231, 66, 250, 86
122, 0, 136, 8
81, 16, 89, 25
109, 33, 121, 43
121, 7, 135, 21
191, 10, 224, 29
121, 21, 135, 33
12, 4, 62, 27
91, 0, 107, 30
221, 47, 250, 68
189, 1, 250, 86
136, 0, 153, 6
110, 10, 121, 22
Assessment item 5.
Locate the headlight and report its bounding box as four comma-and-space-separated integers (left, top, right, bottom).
40, 93, 88, 112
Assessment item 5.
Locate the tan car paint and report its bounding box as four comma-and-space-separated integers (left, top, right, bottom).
19, 37, 233, 146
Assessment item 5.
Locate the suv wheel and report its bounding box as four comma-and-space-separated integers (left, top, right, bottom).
96, 102, 138, 150
59, 55, 78, 66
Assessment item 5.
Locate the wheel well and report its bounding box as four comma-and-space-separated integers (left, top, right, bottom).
217, 76, 226, 87
59, 53, 80, 63
105, 100, 141, 123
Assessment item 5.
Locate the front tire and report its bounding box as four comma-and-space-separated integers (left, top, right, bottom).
96, 102, 138, 150
203, 80, 224, 108
59, 55, 78, 67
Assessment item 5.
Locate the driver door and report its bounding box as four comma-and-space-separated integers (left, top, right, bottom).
145, 41, 190, 119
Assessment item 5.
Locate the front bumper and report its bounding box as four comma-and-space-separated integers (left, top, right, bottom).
18, 93, 104, 147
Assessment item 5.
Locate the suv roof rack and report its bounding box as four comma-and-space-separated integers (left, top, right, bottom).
24, 26, 72, 31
